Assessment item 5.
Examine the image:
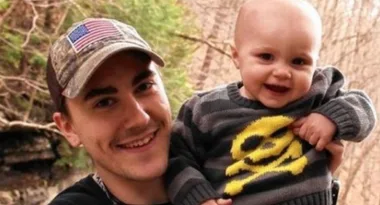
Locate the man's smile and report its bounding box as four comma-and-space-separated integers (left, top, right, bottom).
116, 130, 158, 150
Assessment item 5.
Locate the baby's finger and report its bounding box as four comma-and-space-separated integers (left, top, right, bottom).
291, 117, 306, 128
316, 139, 327, 151
299, 124, 308, 139
292, 128, 300, 136
308, 134, 319, 145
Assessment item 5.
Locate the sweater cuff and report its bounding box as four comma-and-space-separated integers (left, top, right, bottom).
173, 181, 220, 205
313, 100, 358, 140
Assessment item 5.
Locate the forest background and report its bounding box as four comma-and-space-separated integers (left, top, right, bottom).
0, 0, 379, 205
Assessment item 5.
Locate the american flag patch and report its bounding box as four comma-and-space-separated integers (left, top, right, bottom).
67, 19, 121, 53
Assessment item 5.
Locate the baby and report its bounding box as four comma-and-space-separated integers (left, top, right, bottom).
166, 0, 376, 205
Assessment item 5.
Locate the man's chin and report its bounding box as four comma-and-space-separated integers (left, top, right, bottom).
126, 160, 168, 181
128, 168, 166, 182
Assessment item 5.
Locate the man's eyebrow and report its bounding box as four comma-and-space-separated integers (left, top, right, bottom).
132, 69, 156, 86
83, 86, 117, 101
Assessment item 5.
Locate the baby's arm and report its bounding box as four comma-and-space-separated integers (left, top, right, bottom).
292, 67, 376, 150
293, 67, 376, 149
166, 95, 222, 205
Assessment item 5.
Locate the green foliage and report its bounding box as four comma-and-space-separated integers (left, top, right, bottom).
30, 34, 42, 45
0, 32, 23, 70
55, 141, 91, 169
0, 0, 9, 12
29, 53, 46, 68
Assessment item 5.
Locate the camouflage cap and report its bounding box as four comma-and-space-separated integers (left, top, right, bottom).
46, 18, 165, 111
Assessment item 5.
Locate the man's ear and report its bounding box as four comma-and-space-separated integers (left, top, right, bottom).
53, 112, 81, 147
230, 42, 240, 69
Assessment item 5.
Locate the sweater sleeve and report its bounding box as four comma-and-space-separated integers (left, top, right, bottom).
312, 66, 377, 142
165, 95, 220, 205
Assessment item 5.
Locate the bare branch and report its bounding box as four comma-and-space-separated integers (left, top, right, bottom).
0, 117, 62, 137
173, 32, 232, 58
68, 0, 88, 18
23, 86, 37, 122
54, 3, 72, 35
32, 0, 70, 8
340, 138, 380, 203
0, 103, 24, 120
22, 0, 40, 48
0, 36, 42, 57
0, 75, 49, 94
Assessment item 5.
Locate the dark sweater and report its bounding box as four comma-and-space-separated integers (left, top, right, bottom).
48, 174, 113, 205
49, 174, 172, 205
166, 67, 376, 205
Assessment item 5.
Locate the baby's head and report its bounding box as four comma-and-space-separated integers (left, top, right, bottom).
232, 0, 322, 108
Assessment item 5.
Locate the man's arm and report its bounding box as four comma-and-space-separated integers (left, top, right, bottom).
165, 95, 220, 205
325, 140, 344, 173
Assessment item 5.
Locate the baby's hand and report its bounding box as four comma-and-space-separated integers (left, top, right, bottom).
201, 198, 232, 205
291, 113, 337, 151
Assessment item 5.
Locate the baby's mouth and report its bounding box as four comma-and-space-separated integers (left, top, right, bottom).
264, 84, 290, 93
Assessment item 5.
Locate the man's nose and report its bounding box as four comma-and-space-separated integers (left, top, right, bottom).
122, 98, 150, 131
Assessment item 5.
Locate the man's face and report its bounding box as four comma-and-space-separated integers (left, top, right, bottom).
54, 51, 172, 182
232, 3, 321, 108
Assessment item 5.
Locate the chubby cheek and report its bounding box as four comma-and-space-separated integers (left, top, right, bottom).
241, 69, 261, 87
293, 75, 313, 99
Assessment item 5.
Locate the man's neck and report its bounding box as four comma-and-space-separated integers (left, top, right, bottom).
96, 169, 168, 204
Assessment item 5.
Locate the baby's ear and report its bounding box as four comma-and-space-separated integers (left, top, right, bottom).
229, 41, 240, 69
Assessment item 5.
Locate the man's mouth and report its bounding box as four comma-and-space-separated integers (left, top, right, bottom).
116, 131, 158, 149
264, 84, 290, 93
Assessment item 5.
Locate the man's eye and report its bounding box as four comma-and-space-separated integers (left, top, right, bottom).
95, 98, 115, 108
292, 58, 306, 65
258, 53, 274, 61
137, 82, 154, 92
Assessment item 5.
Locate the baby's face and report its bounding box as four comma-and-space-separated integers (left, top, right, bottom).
232, 1, 322, 108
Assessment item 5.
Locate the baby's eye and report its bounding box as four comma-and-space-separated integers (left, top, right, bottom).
258, 53, 274, 61
292, 58, 306, 65
95, 98, 116, 108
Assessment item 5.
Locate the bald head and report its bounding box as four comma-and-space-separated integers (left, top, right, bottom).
234, 0, 322, 49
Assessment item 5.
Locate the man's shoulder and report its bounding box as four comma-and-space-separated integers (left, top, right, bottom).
48, 174, 110, 205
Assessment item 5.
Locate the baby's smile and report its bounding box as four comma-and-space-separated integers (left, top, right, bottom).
264, 84, 290, 93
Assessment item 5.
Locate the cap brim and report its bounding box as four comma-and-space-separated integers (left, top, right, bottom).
62, 42, 165, 98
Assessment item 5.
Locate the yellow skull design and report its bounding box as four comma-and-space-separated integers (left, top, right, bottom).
224, 116, 308, 196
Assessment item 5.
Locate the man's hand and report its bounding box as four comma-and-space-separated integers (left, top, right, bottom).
201, 198, 232, 205
291, 113, 337, 151
325, 140, 344, 173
